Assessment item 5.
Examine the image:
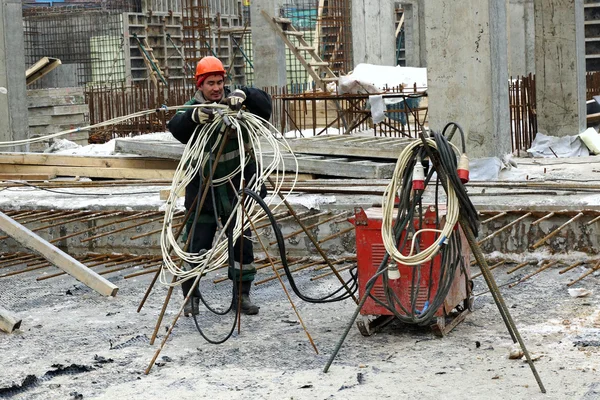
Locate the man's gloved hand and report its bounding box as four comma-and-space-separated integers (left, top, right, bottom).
226, 89, 246, 111
191, 106, 215, 124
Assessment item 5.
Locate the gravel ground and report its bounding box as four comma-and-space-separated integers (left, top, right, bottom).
0, 260, 599, 400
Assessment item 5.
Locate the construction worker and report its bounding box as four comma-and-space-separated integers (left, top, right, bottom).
167, 56, 272, 317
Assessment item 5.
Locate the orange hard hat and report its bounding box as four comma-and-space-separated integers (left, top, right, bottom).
195, 56, 225, 85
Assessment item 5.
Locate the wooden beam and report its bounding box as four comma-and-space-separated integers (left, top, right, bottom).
0, 306, 22, 333
0, 165, 174, 180
0, 153, 178, 170
0, 212, 118, 297
26, 57, 62, 86
0, 173, 56, 181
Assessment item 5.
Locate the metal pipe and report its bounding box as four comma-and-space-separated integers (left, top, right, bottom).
253, 209, 312, 230
48, 212, 153, 244
146, 131, 234, 348
130, 221, 184, 240
586, 214, 600, 226
0, 254, 39, 270
313, 256, 356, 271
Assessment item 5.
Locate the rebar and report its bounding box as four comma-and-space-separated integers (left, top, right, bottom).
567, 260, 600, 287
477, 212, 532, 245
480, 212, 507, 224
471, 259, 506, 279
559, 261, 585, 274
507, 261, 534, 274
508, 261, 557, 288
531, 213, 583, 249
531, 212, 555, 226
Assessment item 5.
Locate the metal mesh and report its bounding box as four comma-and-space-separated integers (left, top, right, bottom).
23, 5, 130, 88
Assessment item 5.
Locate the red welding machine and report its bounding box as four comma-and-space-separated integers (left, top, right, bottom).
352, 206, 473, 336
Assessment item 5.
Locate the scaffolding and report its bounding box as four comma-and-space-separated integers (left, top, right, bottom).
280, 0, 352, 91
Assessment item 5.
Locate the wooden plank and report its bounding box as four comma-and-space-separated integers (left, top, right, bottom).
262, 153, 395, 179
0, 212, 118, 297
26, 57, 62, 86
115, 139, 184, 160
0, 173, 56, 181
0, 152, 179, 170
0, 165, 175, 180
0, 306, 21, 333
286, 135, 413, 160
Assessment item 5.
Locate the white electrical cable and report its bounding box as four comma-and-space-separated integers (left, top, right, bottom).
159, 104, 298, 287
0, 102, 298, 287
381, 139, 460, 266
0, 104, 213, 148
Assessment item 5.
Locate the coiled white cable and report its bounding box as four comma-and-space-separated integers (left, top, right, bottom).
0, 102, 298, 287
381, 139, 459, 266
159, 104, 297, 287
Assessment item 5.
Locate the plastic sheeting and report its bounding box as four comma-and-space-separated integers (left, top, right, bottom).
527, 132, 589, 158
338, 63, 427, 95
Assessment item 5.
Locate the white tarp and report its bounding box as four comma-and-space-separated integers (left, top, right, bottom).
338, 63, 427, 96
527, 132, 589, 158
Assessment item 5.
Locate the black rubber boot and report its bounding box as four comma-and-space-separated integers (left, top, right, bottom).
184, 296, 200, 317
235, 281, 259, 315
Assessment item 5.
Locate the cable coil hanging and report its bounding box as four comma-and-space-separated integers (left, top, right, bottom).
373, 123, 478, 325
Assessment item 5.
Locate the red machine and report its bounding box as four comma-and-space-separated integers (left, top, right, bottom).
352, 206, 473, 336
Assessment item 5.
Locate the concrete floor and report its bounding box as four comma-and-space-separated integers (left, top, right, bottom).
1, 155, 600, 399
0, 258, 599, 399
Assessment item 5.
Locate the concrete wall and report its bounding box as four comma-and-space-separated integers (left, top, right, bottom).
534, 0, 586, 137
352, 0, 396, 66
508, 0, 535, 76
250, 0, 287, 88
0, 0, 29, 151
425, 1, 511, 158
27, 87, 89, 152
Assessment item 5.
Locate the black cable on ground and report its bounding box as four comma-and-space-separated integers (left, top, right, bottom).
189, 186, 359, 344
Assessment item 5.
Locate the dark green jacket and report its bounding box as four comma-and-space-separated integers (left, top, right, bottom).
167, 86, 272, 214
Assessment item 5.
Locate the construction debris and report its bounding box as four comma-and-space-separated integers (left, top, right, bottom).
0, 306, 21, 333
0, 211, 118, 297
25, 57, 61, 86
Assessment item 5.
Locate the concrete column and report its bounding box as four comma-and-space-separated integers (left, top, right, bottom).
425, 1, 511, 158
0, 0, 28, 151
401, 0, 427, 67
508, 0, 535, 76
352, 0, 396, 67
250, 0, 287, 89
534, 0, 586, 137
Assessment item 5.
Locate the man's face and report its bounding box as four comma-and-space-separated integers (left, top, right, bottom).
200, 74, 224, 102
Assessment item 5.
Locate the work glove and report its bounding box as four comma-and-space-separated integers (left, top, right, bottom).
226, 89, 246, 111
191, 105, 215, 124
